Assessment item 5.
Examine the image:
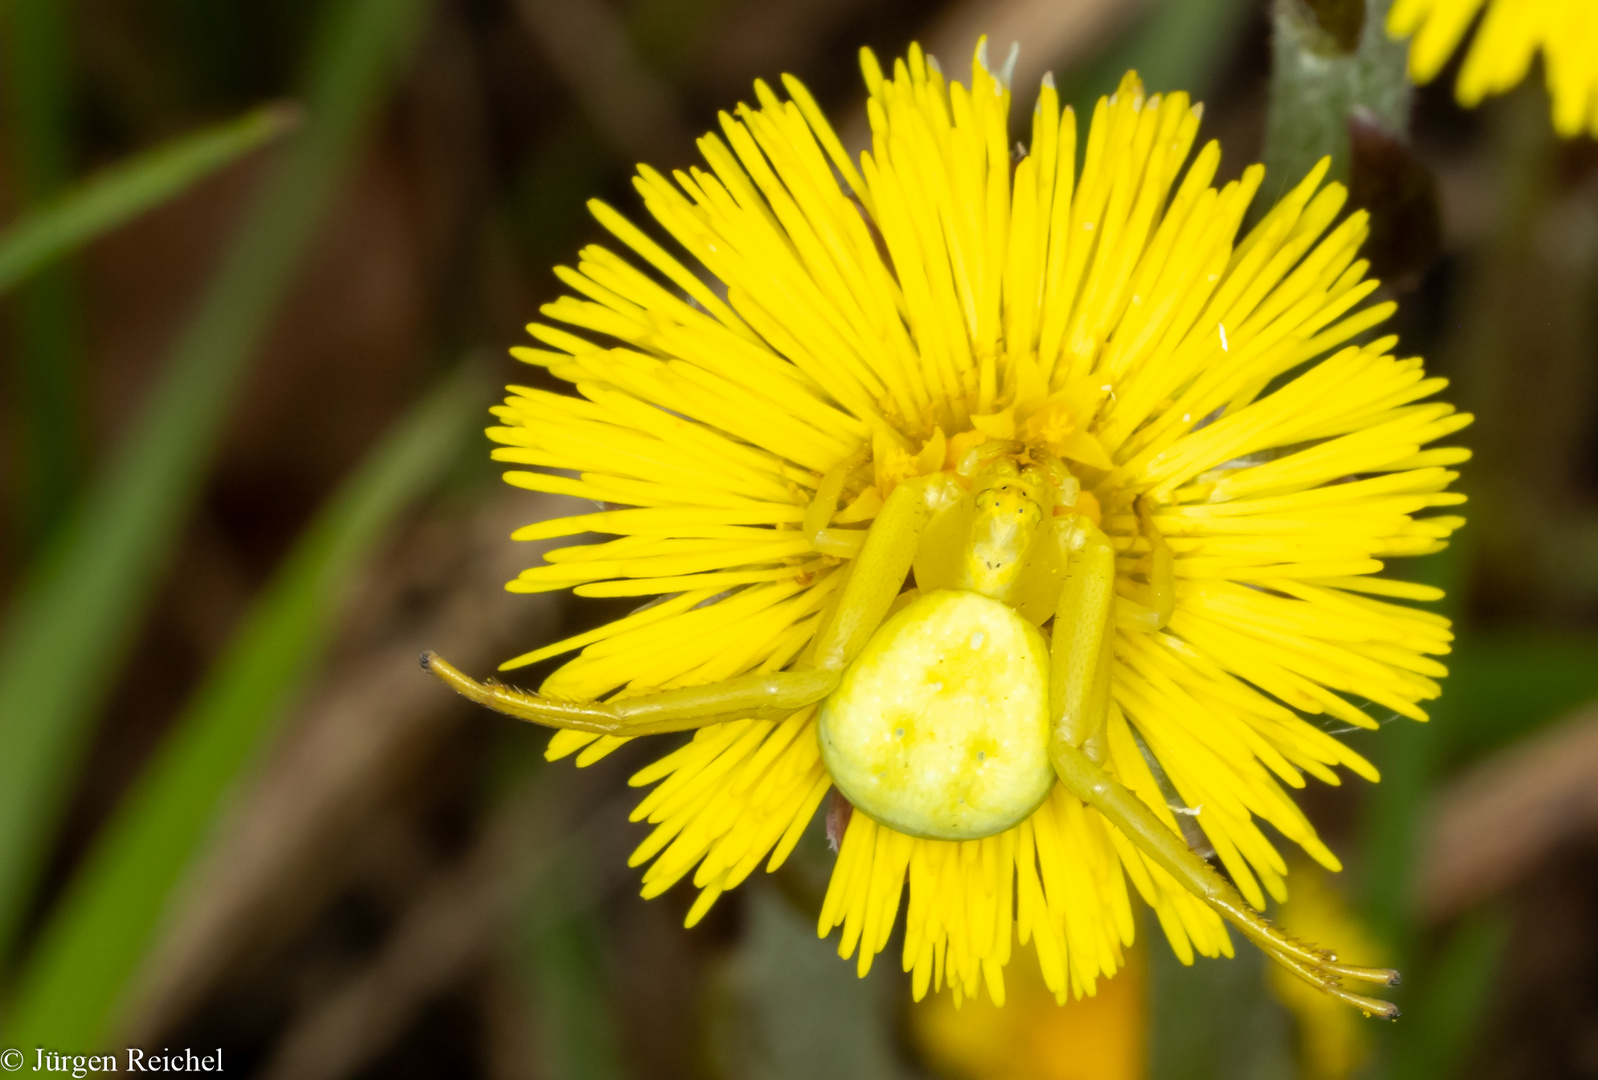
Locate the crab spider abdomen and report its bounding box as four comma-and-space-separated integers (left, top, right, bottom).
818, 589, 1054, 841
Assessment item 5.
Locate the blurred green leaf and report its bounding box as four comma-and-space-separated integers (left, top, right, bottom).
1058, 0, 1257, 114
1148, 929, 1295, 1080
0, 365, 483, 1050
0, 105, 300, 295
2, 0, 83, 551
0, 0, 427, 966
1388, 911, 1509, 1080
711, 885, 905, 1080
514, 855, 626, 1080
5, 262, 84, 553
1357, 544, 1463, 952
1444, 634, 1598, 760
1357, 713, 1435, 955
1353, 546, 1462, 1073
0, 0, 73, 201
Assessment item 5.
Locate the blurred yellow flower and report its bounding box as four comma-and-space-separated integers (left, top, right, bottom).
1389, 0, 1598, 137
440, 40, 1466, 1009
1268, 866, 1379, 1079
912, 945, 1145, 1080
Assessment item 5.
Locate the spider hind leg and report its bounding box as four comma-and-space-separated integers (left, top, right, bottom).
1042, 513, 1399, 1019
1050, 739, 1401, 1019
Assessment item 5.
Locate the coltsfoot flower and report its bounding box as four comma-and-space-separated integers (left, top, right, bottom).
1389, 0, 1598, 137
425, 41, 1468, 1014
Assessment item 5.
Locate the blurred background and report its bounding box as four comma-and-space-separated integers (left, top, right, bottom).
0, 0, 1595, 1077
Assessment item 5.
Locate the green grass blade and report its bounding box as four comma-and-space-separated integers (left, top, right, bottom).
2, 0, 85, 551
5, 261, 84, 553
1056, 0, 1256, 114
0, 105, 300, 295
516, 871, 627, 1080
1359, 543, 1463, 950
0, 366, 484, 1050
1389, 912, 1510, 1079
0, 0, 73, 205
0, 0, 428, 965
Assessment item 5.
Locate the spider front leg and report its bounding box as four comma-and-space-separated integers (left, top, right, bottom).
422, 470, 957, 734
420, 654, 839, 735
1047, 515, 1117, 760
1044, 516, 1403, 1019
808, 471, 961, 671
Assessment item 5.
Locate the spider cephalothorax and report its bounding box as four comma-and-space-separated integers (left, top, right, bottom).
820, 452, 1081, 843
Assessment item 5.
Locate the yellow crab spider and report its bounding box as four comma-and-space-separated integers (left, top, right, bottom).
423, 445, 1401, 1018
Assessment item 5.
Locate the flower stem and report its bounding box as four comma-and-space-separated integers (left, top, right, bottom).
1263, 0, 1411, 190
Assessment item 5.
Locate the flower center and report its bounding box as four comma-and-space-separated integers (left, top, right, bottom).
818, 590, 1054, 841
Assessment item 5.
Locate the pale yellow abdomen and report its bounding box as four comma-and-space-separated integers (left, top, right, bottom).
818, 590, 1054, 841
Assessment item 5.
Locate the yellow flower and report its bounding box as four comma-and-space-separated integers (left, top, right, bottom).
1389, 0, 1598, 137
466, 43, 1467, 1008
911, 943, 1145, 1080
